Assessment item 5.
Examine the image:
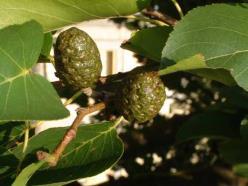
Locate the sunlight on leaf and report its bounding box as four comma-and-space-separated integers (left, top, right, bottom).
161, 3, 248, 91
0, 0, 151, 32
0, 21, 69, 121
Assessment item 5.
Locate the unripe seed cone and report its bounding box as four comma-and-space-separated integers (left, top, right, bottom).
54, 27, 102, 90
118, 71, 166, 123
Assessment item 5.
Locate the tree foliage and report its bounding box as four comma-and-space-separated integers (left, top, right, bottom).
0, 0, 248, 185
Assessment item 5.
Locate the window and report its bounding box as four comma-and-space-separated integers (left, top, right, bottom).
106, 50, 114, 75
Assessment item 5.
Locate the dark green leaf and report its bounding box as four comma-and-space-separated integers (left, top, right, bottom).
12, 120, 124, 185
219, 86, 248, 109
122, 26, 172, 62
220, 140, 248, 165
233, 164, 248, 178
0, 146, 19, 183
161, 3, 248, 91
220, 141, 248, 177
0, 0, 151, 32
41, 33, 53, 57
219, 116, 248, 178
0, 122, 24, 146
0, 21, 69, 121
176, 111, 240, 142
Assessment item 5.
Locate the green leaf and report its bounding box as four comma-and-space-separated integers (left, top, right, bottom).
176, 111, 240, 142
159, 54, 207, 75
159, 53, 236, 86
12, 160, 46, 186
0, 146, 19, 184
220, 140, 248, 178
220, 116, 248, 170
12, 120, 124, 185
0, 122, 24, 146
0, 21, 69, 121
121, 26, 172, 62
233, 164, 248, 178
121, 25, 235, 85
41, 33, 53, 57
0, 0, 151, 32
219, 86, 248, 109
161, 3, 248, 91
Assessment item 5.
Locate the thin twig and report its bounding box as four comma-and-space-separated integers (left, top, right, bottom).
63, 89, 83, 106
63, 87, 93, 106
123, 15, 168, 26
142, 10, 178, 26
16, 122, 30, 174
22, 127, 29, 154
170, 0, 184, 18
37, 102, 106, 166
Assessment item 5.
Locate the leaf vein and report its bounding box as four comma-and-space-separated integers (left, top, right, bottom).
0, 46, 23, 70
0, 82, 12, 118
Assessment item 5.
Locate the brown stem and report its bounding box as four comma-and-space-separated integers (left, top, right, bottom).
37, 102, 106, 166
142, 9, 178, 26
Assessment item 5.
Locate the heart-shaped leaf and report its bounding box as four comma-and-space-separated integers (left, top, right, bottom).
161, 3, 248, 91
12, 120, 124, 185
0, 21, 69, 121
0, 0, 151, 32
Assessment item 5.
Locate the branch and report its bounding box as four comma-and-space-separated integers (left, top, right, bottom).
170, 0, 184, 18
37, 102, 106, 166
16, 122, 30, 174
142, 10, 178, 26
123, 15, 167, 26
63, 87, 93, 106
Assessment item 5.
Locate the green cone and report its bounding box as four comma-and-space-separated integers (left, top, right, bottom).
119, 71, 166, 123
54, 27, 102, 90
